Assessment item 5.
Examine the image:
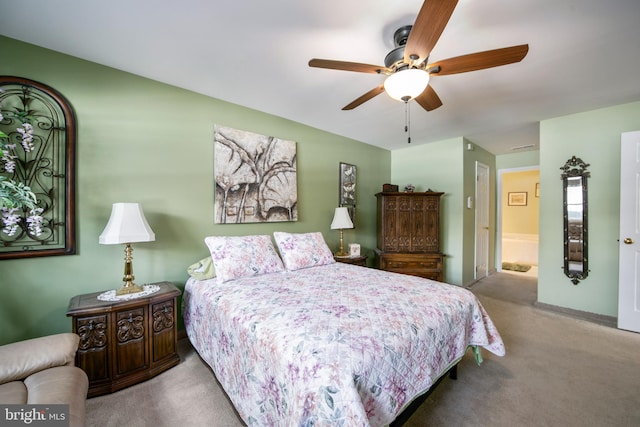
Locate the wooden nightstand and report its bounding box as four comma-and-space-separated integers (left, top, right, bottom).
66, 281, 181, 397
334, 255, 368, 267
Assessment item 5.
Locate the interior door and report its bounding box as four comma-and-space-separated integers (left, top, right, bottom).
475, 162, 490, 280
618, 130, 640, 333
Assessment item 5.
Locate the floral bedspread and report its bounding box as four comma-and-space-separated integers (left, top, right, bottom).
183, 263, 504, 427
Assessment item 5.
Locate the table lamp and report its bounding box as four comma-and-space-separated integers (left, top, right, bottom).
330, 207, 354, 257
99, 203, 155, 295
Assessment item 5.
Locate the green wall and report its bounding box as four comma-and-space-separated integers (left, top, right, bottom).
538, 101, 640, 316
390, 138, 496, 286
0, 36, 391, 345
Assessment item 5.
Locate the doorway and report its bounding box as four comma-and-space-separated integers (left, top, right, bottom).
497, 167, 540, 279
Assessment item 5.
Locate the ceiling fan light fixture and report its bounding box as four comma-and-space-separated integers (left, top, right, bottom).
384, 69, 430, 102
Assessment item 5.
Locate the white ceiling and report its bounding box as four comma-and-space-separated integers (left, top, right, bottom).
2, 0, 640, 155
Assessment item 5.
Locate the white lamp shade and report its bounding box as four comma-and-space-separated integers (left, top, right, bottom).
384, 69, 430, 101
99, 203, 155, 244
330, 207, 354, 230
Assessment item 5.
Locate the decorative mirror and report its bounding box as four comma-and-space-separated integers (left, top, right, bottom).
560, 156, 590, 284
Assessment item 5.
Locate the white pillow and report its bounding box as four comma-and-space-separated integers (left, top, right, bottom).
273, 231, 335, 271
204, 235, 284, 283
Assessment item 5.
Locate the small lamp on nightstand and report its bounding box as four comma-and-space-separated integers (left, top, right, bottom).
330, 206, 354, 257
99, 203, 155, 295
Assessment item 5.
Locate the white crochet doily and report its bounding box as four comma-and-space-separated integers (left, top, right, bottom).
97, 284, 160, 301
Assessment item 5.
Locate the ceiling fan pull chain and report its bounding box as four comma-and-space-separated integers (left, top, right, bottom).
405, 101, 411, 144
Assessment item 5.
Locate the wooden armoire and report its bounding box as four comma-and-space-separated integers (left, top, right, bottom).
374, 191, 444, 281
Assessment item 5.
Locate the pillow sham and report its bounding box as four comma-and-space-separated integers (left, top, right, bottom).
204, 235, 284, 283
187, 256, 216, 280
273, 231, 335, 271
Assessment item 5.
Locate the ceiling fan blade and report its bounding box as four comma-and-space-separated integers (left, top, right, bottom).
415, 85, 443, 111
342, 85, 386, 110
309, 59, 390, 74
404, 0, 459, 65
428, 44, 529, 76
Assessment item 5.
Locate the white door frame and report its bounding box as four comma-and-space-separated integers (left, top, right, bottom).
496, 165, 540, 272
475, 162, 490, 280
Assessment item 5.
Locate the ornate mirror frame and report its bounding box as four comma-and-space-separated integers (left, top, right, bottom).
560, 156, 589, 284
0, 76, 76, 259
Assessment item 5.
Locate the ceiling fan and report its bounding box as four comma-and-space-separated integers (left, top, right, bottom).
308, 0, 529, 112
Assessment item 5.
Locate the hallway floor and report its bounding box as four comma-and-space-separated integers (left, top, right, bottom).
468, 268, 538, 306
503, 265, 538, 278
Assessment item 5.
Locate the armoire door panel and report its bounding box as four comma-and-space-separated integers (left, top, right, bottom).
376, 191, 444, 280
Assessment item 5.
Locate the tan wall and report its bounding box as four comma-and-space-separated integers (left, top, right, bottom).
502, 169, 540, 234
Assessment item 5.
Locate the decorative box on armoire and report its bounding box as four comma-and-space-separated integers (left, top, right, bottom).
374, 191, 444, 281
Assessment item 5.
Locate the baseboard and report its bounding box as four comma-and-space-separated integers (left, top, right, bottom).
534, 301, 617, 328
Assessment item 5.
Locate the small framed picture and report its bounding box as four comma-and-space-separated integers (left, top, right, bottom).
508, 192, 528, 206
349, 243, 361, 257
535, 183, 540, 197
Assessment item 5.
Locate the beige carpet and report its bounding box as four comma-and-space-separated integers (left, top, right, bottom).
470, 270, 538, 307
404, 295, 640, 426
86, 274, 640, 427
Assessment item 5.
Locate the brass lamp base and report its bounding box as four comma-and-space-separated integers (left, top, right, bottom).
334, 229, 349, 257
116, 243, 144, 296
116, 282, 144, 296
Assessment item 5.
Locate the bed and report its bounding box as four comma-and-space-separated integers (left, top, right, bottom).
183, 233, 505, 426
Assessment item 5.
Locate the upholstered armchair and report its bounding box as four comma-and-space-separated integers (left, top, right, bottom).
0, 333, 88, 427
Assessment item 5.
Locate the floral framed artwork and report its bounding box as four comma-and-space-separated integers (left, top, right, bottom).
214, 125, 297, 224
339, 162, 356, 206
508, 192, 528, 206
0, 76, 77, 259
